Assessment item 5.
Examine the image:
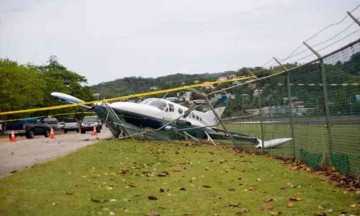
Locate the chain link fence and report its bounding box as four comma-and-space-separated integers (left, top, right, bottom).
223, 38, 360, 176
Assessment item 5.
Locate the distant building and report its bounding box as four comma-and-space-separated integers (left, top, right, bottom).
181, 91, 192, 102
194, 80, 199, 84
253, 89, 263, 97
217, 76, 228, 81
228, 74, 237, 79
150, 86, 159, 91
204, 84, 215, 89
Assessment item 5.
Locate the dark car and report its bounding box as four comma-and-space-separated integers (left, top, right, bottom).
4, 118, 51, 139
80, 116, 102, 134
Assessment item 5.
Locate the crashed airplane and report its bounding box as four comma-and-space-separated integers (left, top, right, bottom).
51, 92, 291, 148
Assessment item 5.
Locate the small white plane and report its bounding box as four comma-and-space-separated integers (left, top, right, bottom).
51, 92, 291, 148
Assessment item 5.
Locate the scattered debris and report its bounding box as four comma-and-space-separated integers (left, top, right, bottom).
260, 204, 273, 210
228, 203, 241, 208
287, 202, 295, 208
147, 211, 159, 216
148, 194, 158, 200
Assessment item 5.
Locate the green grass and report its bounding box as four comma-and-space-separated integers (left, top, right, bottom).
0, 140, 359, 215
226, 123, 360, 175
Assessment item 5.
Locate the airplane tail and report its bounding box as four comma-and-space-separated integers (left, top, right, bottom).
205, 94, 230, 125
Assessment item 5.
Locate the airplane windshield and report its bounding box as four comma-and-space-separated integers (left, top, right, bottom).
148, 99, 167, 111
140, 99, 153, 104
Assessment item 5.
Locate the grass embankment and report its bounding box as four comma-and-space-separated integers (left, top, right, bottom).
0, 140, 359, 215
226, 123, 360, 174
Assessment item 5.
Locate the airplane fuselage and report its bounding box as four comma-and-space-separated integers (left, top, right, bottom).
109, 98, 216, 130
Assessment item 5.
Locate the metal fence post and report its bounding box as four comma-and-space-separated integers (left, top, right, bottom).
347, 11, 360, 27
257, 83, 265, 150
273, 58, 296, 159
303, 42, 334, 156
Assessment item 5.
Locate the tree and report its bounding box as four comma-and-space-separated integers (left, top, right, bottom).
0, 59, 44, 114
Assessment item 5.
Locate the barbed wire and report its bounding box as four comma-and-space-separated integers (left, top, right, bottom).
260, 58, 274, 68
316, 28, 360, 53
350, 3, 360, 13
305, 15, 349, 43
277, 3, 360, 63
311, 21, 357, 48
277, 44, 304, 61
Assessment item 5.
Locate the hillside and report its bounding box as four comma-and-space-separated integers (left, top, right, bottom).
91, 72, 234, 98
90, 53, 360, 118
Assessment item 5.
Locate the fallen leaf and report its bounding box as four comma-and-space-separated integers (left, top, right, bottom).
202, 185, 211, 188
91, 198, 109, 203
270, 211, 281, 215
159, 188, 165, 193
260, 204, 273, 210
157, 171, 169, 177
238, 207, 249, 213
350, 203, 356, 207
264, 198, 274, 202
229, 203, 241, 207
148, 194, 158, 200
147, 211, 159, 216
127, 183, 137, 188
228, 188, 235, 191
287, 202, 295, 208
66, 192, 74, 195
180, 187, 186, 191
289, 197, 302, 201
280, 184, 290, 190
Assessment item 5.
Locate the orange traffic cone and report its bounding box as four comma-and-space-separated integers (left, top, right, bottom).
50, 128, 55, 139
92, 126, 97, 136
10, 130, 16, 142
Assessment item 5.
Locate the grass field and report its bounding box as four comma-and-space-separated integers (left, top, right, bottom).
0, 140, 359, 215
226, 123, 360, 175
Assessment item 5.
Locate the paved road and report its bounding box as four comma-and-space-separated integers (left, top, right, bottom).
0, 128, 112, 177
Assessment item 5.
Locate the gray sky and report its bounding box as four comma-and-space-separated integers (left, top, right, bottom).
1, 0, 359, 85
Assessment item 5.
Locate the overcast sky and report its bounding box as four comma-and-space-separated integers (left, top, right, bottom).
0, 0, 359, 85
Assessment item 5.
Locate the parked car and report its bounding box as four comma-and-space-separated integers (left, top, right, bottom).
0, 122, 3, 135
80, 116, 102, 134
42, 118, 59, 131
4, 118, 51, 139
58, 122, 65, 129
63, 118, 79, 133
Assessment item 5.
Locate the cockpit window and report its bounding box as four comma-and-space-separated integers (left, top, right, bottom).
169, 104, 175, 112
178, 108, 183, 114
140, 99, 153, 104
148, 99, 167, 111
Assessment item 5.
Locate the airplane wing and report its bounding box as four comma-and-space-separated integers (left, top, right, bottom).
51, 92, 93, 110
207, 128, 292, 149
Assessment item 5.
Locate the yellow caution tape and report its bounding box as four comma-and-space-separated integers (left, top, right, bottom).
0, 76, 256, 116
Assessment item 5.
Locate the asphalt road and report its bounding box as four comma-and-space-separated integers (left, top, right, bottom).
0, 128, 112, 177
